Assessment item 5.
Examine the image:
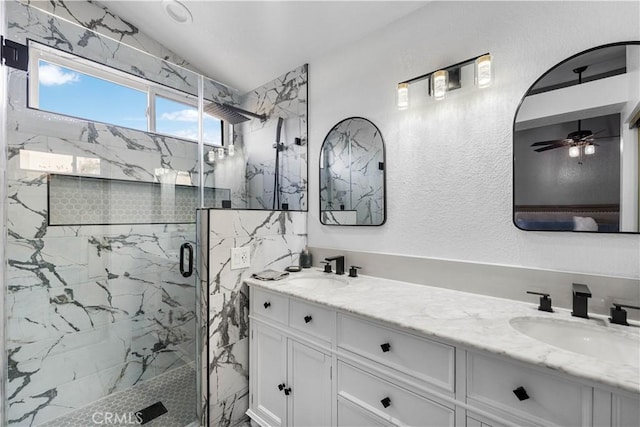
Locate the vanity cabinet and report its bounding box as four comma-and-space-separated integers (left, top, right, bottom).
612, 392, 640, 427
248, 284, 640, 427
249, 289, 332, 427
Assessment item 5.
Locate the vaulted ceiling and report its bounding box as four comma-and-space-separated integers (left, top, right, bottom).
99, 1, 429, 92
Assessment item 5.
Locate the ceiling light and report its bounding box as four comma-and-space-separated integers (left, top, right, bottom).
228, 144, 236, 157
569, 146, 580, 158
218, 148, 225, 159
584, 144, 595, 155
163, 0, 193, 25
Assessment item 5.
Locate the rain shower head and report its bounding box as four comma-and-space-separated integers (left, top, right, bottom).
203, 102, 266, 125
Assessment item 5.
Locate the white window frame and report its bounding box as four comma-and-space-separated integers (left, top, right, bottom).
28, 41, 225, 147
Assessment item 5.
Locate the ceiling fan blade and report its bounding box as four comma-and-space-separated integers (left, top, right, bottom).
531, 139, 564, 146
534, 144, 564, 152
592, 135, 620, 140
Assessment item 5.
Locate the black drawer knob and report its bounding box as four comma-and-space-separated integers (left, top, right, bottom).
304, 315, 312, 323
284, 387, 292, 396
380, 343, 391, 353
380, 397, 391, 408
513, 386, 530, 401
264, 302, 271, 309
277, 383, 285, 391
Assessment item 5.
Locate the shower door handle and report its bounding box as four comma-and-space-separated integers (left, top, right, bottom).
180, 243, 194, 278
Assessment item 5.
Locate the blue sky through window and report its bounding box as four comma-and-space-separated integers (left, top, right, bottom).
38, 60, 222, 145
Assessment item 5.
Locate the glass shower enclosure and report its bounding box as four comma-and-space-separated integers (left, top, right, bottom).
1, 1, 229, 425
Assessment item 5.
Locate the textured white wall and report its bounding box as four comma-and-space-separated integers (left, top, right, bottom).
307, 1, 640, 279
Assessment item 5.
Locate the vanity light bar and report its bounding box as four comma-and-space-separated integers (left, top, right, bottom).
396, 52, 492, 108
206, 144, 236, 163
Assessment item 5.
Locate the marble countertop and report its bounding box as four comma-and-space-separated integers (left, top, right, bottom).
246, 269, 640, 394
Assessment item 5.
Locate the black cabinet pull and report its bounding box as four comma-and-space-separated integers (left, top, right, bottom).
380, 397, 391, 408
179, 243, 193, 277
277, 383, 285, 391
304, 315, 312, 323
513, 386, 530, 401
380, 343, 391, 353
284, 387, 292, 396
264, 302, 271, 309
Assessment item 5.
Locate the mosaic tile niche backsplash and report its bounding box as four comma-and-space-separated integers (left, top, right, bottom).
48, 174, 230, 225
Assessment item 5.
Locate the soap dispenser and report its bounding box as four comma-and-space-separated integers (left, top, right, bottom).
299, 247, 312, 268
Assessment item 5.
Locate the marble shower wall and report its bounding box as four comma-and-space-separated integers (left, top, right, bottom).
235, 65, 308, 210
205, 210, 307, 426
3, 1, 231, 425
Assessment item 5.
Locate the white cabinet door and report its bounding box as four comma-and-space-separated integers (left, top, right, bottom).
288, 340, 332, 427
252, 322, 288, 427
613, 393, 640, 427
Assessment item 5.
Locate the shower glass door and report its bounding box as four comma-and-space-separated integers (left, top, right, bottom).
1, 2, 222, 425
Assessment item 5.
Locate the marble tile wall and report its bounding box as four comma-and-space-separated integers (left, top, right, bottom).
4, 2, 310, 426
4, 2, 220, 425
206, 210, 307, 426
237, 65, 308, 211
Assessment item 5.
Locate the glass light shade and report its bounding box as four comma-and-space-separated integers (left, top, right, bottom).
584, 144, 595, 155
397, 83, 409, 110
569, 146, 580, 158
228, 144, 235, 156
207, 150, 216, 163
218, 147, 225, 159
475, 54, 493, 88
431, 70, 448, 100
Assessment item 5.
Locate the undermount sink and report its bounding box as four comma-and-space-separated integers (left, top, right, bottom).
285, 274, 349, 289
509, 316, 640, 366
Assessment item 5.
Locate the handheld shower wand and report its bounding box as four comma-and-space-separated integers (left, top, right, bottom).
273, 117, 284, 209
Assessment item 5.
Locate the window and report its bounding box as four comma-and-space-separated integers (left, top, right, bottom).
155, 95, 222, 145
29, 43, 224, 146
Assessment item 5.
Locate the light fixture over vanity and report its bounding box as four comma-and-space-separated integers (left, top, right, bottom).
396, 53, 493, 109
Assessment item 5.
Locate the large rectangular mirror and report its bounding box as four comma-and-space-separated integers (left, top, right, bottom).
513, 42, 640, 233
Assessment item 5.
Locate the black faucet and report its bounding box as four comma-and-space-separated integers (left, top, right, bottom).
571, 283, 592, 319
610, 303, 640, 326
324, 255, 345, 275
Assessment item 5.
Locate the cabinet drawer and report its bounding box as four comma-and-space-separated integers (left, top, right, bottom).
337, 396, 387, 427
337, 314, 455, 392
252, 288, 289, 325
337, 361, 455, 427
467, 352, 590, 426
289, 299, 334, 343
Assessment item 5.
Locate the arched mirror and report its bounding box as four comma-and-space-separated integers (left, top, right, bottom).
513, 42, 640, 233
320, 117, 386, 225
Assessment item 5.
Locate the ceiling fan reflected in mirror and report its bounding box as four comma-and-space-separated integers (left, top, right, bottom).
529, 66, 614, 163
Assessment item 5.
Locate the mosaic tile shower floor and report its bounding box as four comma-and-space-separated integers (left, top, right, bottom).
41, 364, 197, 427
